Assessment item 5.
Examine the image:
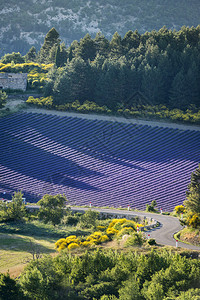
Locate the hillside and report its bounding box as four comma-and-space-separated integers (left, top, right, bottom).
0, 111, 199, 211
1, 0, 200, 55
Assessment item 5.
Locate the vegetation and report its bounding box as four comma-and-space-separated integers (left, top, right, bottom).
1, 26, 200, 125
0, 191, 27, 222
38, 194, 67, 226
1, 248, 200, 299
184, 164, 200, 228
0, 90, 7, 108
146, 200, 158, 212
0, 0, 200, 55
55, 217, 144, 251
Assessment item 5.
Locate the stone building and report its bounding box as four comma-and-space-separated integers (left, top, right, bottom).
0, 73, 27, 91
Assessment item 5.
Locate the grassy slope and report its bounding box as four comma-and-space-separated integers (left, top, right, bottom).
0, 220, 91, 277
176, 227, 200, 246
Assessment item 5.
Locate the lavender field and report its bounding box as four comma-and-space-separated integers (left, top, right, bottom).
0, 112, 199, 211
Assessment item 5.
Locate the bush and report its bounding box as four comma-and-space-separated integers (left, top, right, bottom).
125, 233, 145, 247
175, 205, 186, 214
188, 214, 200, 228
61, 214, 79, 226
146, 200, 157, 212
117, 227, 135, 239
79, 209, 99, 228
147, 238, 157, 246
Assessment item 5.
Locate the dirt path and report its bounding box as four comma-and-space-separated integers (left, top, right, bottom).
23, 107, 200, 132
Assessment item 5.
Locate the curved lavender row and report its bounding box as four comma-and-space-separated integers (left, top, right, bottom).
0, 112, 199, 211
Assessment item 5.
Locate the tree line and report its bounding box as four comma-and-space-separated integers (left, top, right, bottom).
1, 25, 200, 111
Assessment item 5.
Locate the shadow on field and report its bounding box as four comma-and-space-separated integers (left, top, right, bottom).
0, 234, 54, 254
0, 221, 89, 243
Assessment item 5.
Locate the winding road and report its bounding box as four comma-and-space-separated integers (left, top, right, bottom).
71, 207, 200, 250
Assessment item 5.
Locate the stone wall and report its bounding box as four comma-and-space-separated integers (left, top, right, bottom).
0, 73, 27, 91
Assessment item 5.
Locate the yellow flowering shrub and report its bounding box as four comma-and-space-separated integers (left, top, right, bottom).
174, 205, 186, 214
82, 241, 93, 247
108, 218, 127, 229
86, 231, 109, 245
107, 218, 143, 233
96, 225, 106, 231
117, 227, 134, 238
68, 243, 80, 250
106, 227, 119, 236
55, 235, 81, 251
188, 214, 200, 228
26, 96, 53, 107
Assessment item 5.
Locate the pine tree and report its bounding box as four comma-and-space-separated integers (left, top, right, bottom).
25, 46, 37, 62
184, 164, 200, 215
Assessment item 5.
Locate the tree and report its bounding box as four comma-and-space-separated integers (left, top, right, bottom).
0, 191, 27, 222
24, 46, 37, 62
0, 90, 7, 108
55, 43, 68, 67
79, 209, 99, 228
0, 52, 25, 64
118, 278, 142, 300
38, 27, 60, 63
0, 273, 26, 300
74, 33, 96, 61
184, 164, 200, 216
38, 194, 67, 226
53, 57, 92, 105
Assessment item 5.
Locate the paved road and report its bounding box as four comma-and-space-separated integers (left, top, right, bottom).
24, 107, 200, 132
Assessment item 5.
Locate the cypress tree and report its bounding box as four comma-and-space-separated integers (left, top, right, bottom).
38, 27, 60, 63
184, 164, 200, 214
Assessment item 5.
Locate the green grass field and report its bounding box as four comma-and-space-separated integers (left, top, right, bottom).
0, 220, 91, 276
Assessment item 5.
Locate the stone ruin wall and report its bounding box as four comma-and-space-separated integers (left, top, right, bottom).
0, 73, 28, 91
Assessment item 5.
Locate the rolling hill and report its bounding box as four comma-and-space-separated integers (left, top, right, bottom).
0, 0, 200, 55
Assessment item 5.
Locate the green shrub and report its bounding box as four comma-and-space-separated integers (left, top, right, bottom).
61, 214, 79, 226
125, 232, 145, 247
147, 238, 157, 246
146, 200, 157, 212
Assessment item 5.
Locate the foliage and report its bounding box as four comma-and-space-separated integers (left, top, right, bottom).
79, 209, 99, 229
0, 52, 25, 64
55, 235, 81, 251
38, 194, 67, 226
147, 238, 157, 246
125, 233, 145, 247
0, 273, 26, 300
61, 213, 79, 226
175, 205, 186, 214
18, 248, 200, 299
26, 96, 53, 107
0, 191, 27, 222
184, 164, 200, 214
55, 217, 144, 251
146, 200, 158, 212
0, 90, 7, 108
187, 214, 200, 229
0, 62, 53, 74
38, 28, 61, 64
184, 164, 200, 228
39, 26, 200, 114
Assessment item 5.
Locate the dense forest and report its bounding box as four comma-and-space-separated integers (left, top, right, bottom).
2, 26, 199, 113
1, 0, 200, 55
2, 249, 200, 300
